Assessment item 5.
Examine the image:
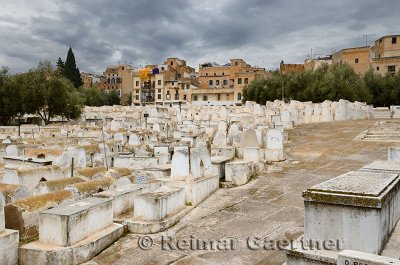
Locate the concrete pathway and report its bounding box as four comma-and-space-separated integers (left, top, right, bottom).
92, 119, 391, 265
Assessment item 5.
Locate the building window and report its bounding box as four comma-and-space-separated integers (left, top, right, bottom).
122, 67, 124, 70
222, 72, 224, 76
203, 95, 208, 101
238, 78, 242, 84
158, 94, 161, 99
206, 73, 208, 76
226, 93, 229, 99
171, 82, 174, 86
170, 62, 173, 66
392, 37, 397, 44
217, 94, 221, 101
209, 80, 213, 86
136, 81, 139, 86
376, 67, 380, 71
223, 80, 228, 86
238, 92, 242, 101
214, 73, 216, 76
355, 58, 359, 64
216, 80, 220, 86
158, 80, 161, 85
244, 78, 248, 84
235, 62, 238, 66
136, 89, 139, 94
135, 95, 139, 100
158, 89, 161, 93
388, 65, 396, 75
193, 95, 198, 101
178, 74, 181, 78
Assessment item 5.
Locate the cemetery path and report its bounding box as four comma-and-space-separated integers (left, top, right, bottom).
92, 119, 391, 265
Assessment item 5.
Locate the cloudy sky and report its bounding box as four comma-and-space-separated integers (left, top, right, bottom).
1, 0, 399, 74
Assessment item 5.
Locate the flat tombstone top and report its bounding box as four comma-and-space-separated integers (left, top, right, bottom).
360, 160, 400, 174
41, 197, 112, 216
308, 171, 398, 197
304, 171, 400, 208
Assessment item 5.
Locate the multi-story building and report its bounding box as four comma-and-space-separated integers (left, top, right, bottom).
102, 64, 134, 104
329, 34, 400, 76
372, 35, 400, 76
80, 72, 104, 89
193, 59, 268, 106
131, 58, 196, 105
332, 47, 372, 75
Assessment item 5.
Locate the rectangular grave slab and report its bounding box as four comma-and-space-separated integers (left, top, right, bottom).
39, 197, 113, 246
93, 184, 150, 218
359, 160, 400, 174
303, 171, 400, 254
134, 187, 185, 221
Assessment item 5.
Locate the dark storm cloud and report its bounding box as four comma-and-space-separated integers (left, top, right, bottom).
1, 0, 400, 73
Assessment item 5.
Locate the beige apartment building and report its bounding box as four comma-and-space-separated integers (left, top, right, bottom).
131, 58, 196, 105
330, 34, 400, 76
332, 46, 372, 75
372, 35, 400, 76
194, 59, 268, 106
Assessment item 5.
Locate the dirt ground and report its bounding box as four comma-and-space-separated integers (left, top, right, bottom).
91, 119, 391, 265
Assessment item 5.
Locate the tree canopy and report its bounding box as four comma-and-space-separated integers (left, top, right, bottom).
0, 61, 84, 125
243, 63, 399, 106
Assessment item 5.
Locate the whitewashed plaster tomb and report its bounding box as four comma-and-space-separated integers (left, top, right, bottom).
303, 171, 400, 254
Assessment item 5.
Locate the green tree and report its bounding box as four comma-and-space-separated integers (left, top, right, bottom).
63, 47, 83, 88
106, 90, 121, 105
0, 67, 25, 125
21, 61, 84, 124
56, 57, 64, 74
83, 88, 107, 106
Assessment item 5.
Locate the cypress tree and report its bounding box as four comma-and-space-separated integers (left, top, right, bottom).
63, 47, 83, 88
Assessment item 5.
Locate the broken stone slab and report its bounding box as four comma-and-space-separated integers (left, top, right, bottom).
225, 161, 254, 186
337, 250, 400, 265
93, 183, 150, 218
303, 171, 400, 254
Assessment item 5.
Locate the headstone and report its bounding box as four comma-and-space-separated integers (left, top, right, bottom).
171, 146, 190, 180
265, 129, 283, 149
240, 129, 258, 148
213, 130, 227, 146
